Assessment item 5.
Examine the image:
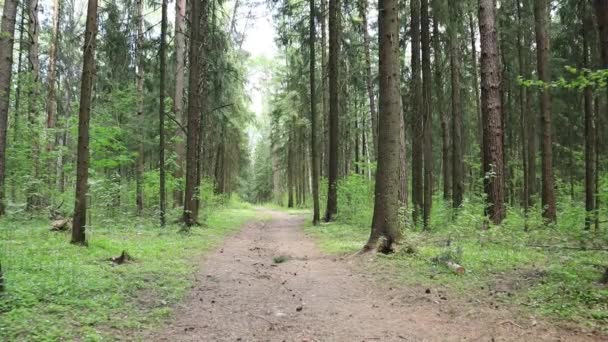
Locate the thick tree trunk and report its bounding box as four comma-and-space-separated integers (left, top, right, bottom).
410, 0, 423, 225
449, 0, 463, 209
310, 0, 320, 225
534, 0, 556, 222
173, 0, 186, 207
359, 0, 378, 160
135, 0, 145, 215
0, 0, 19, 216
183, 0, 205, 226
364, 0, 402, 253
324, 0, 339, 222
72, 0, 98, 245
479, 0, 505, 224
421, 0, 433, 229
159, 0, 168, 226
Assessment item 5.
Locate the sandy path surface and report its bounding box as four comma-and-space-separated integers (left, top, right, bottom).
147, 210, 602, 342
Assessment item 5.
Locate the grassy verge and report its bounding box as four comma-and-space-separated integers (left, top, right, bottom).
0, 206, 257, 341
305, 205, 608, 333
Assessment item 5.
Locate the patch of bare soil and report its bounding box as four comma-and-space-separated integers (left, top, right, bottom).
143, 210, 604, 341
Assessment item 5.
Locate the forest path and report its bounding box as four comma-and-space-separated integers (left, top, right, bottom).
148, 209, 600, 342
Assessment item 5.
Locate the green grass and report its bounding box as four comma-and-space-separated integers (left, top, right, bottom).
305, 200, 608, 333
0, 207, 257, 341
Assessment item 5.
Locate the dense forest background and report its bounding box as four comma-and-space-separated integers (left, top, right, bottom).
0, 0, 607, 338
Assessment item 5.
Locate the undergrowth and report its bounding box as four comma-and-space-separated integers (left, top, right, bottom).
0, 204, 256, 341
305, 174, 608, 333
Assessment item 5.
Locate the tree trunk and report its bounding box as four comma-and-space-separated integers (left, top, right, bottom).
309, 0, 320, 225
72, 0, 98, 245
516, 0, 530, 215
26, 0, 41, 210
479, 0, 505, 224
173, 0, 186, 207
183, 0, 205, 226
320, 0, 328, 178
46, 0, 60, 155
359, 0, 377, 160
364, 0, 402, 253
421, 0, 433, 229
433, 1, 450, 203
449, 0, 463, 209
583, 5, 596, 231
534, 0, 556, 222
469, 14, 483, 181
159, 0, 168, 226
410, 0, 423, 225
324, 0, 339, 222
0, 0, 19, 216
596, 0, 608, 69
135, 0, 145, 215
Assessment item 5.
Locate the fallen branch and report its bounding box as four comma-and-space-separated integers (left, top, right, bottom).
109, 251, 133, 265
446, 261, 465, 274
499, 320, 524, 329
527, 244, 608, 252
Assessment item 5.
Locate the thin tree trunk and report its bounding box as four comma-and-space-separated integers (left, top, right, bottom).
534, 0, 556, 222
449, 0, 463, 209
159, 0, 168, 226
583, 6, 596, 231
516, 0, 529, 217
433, 1, 450, 203
359, 0, 378, 160
321, 0, 329, 178
479, 0, 505, 224
469, 14, 483, 181
410, 0, 423, 225
364, 0, 402, 253
0, 0, 19, 216
135, 0, 145, 215
46, 0, 60, 154
421, 0, 433, 229
324, 0, 339, 222
72, 0, 98, 245
26, 0, 41, 210
173, 0, 186, 207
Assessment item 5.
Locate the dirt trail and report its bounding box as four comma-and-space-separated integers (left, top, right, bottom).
148, 210, 601, 342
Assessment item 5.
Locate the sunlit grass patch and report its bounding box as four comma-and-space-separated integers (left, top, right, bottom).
0, 207, 257, 340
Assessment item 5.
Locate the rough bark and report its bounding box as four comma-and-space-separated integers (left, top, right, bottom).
421, 0, 433, 229
310, 0, 320, 225
159, 0, 168, 226
173, 0, 186, 207
72, 0, 98, 245
359, 0, 378, 160
533, 0, 556, 222
183, 0, 204, 226
479, 0, 505, 224
0, 0, 19, 216
410, 0, 423, 225
135, 0, 145, 215
364, 0, 402, 253
324, 0, 339, 222
449, 0, 463, 209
